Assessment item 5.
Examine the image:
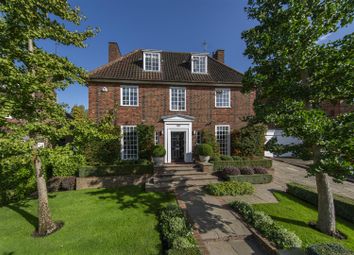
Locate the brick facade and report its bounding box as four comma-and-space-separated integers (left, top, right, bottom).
88, 82, 255, 145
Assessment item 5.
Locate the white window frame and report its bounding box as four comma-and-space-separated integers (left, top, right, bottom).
169, 87, 186, 111
215, 125, 231, 156
143, 52, 161, 72
121, 125, 139, 160
120, 85, 139, 107
191, 55, 208, 74
215, 88, 231, 108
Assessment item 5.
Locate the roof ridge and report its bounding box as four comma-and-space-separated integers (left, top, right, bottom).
207, 56, 244, 76
89, 49, 141, 75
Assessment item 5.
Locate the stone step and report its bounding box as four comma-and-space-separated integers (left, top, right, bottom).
158, 170, 206, 177
145, 179, 219, 192
154, 174, 217, 183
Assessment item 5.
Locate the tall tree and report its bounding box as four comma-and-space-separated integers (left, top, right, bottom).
242, 0, 354, 235
0, 0, 96, 236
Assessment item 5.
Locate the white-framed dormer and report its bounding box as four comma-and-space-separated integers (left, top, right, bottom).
191, 53, 208, 74
169, 86, 186, 111
120, 85, 139, 106
143, 50, 161, 72
215, 88, 231, 108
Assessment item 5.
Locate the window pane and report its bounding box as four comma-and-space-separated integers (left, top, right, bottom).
216, 89, 230, 107
216, 126, 230, 155
144, 52, 160, 71
122, 126, 138, 160
170, 87, 186, 111
121, 86, 138, 106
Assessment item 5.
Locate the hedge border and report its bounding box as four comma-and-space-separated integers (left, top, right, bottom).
213, 159, 272, 171
286, 182, 354, 223
78, 164, 154, 177
227, 174, 273, 184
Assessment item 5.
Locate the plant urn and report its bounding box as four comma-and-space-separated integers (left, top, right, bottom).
153, 157, 164, 166
199, 155, 210, 163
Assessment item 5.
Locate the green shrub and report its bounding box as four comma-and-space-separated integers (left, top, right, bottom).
152, 144, 166, 157
220, 155, 233, 161
78, 162, 153, 177
230, 201, 302, 249
137, 124, 155, 160
227, 174, 273, 184
201, 129, 220, 157
231, 124, 267, 157
196, 144, 213, 156
306, 243, 354, 255
167, 247, 201, 255
287, 182, 354, 223
204, 181, 255, 196
213, 159, 272, 171
172, 237, 196, 249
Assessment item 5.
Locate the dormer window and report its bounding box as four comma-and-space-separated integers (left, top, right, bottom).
143, 51, 160, 71
191, 55, 207, 74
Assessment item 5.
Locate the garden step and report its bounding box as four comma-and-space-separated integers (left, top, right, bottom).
158, 170, 206, 176
154, 174, 217, 183
145, 179, 219, 192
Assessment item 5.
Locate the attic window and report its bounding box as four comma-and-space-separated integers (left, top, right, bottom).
143, 52, 160, 72
191, 55, 207, 74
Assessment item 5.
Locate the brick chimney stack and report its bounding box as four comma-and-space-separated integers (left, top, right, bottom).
213, 49, 225, 63
108, 42, 121, 63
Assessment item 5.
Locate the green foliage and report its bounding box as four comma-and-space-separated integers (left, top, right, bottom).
137, 124, 155, 160
213, 159, 272, 171
158, 204, 198, 253
70, 105, 87, 120
201, 129, 220, 156
78, 161, 153, 177
230, 201, 302, 249
220, 155, 233, 161
196, 143, 213, 156
43, 145, 85, 177
287, 183, 354, 223
306, 243, 354, 255
227, 174, 273, 184
167, 247, 201, 255
231, 124, 267, 157
204, 181, 255, 196
152, 144, 166, 157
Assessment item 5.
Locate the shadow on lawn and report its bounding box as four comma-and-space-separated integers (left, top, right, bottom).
6, 204, 38, 228
85, 186, 174, 215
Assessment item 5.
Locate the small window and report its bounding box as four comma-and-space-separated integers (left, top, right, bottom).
121, 85, 138, 106
192, 55, 207, 74
215, 125, 230, 155
196, 131, 202, 145
215, 88, 231, 108
121, 126, 138, 160
143, 52, 160, 71
170, 87, 186, 111
155, 131, 160, 145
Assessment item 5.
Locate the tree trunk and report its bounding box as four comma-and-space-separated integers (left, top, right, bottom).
315, 172, 336, 235
34, 154, 57, 236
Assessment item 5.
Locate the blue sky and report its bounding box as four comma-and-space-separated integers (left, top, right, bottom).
44, 0, 353, 110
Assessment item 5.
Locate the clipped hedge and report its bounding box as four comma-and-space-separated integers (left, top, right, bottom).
78, 162, 153, 177
287, 182, 354, 223
230, 201, 302, 249
227, 174, 273, 184
306, 243, 354, 255
213, 159, 272, 171
204, 181, 255, 196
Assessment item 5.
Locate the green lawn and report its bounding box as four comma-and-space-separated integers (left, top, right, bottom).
253, 191, 354, 251
0, 186, 175, 255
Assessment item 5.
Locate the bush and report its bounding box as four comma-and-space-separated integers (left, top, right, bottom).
306, 243, 353, 255
201, 129, 220, 157
213, 159, 272, 171
172, 237, 196, 249
152, 144, 166, 157
137, 124, 155, 160
196, 144, 213, 157
230, 201, 302, 249
78, 162, 153, 177
232, 156, 244, 161
204, 181, 255, 196
220, 155, 233, 161
231, 124, 267, 157
227, 174, 273, 184
253, 167, 268, 174
222, 167, 241, 176
167, 247, 201, 255
240, 167, 254, 175
287, 182, 354, 223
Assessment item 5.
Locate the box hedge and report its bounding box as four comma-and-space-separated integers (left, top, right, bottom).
306, 243, 353, 255
286, 182, 354, 223
227, 174, 273, 184
79, 162, 153, 177
204, 181, 255, 196
213, 159, 272, 171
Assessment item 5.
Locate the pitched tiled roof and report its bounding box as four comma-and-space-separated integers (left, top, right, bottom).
89, 50, 243, 85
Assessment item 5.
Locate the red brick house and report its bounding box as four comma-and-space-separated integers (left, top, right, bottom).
88, 42, 255, 163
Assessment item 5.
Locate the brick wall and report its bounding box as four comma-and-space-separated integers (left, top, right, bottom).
88, 82, 255, 144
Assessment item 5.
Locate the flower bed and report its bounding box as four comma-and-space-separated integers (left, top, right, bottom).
158, 204, 200, 255
204, 181, 255, 196
220, 166, 273, 184
230, 200, 302, 249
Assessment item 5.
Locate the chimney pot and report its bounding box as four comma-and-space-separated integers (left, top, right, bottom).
213, 49, 225, 63
108, 42, 121, 63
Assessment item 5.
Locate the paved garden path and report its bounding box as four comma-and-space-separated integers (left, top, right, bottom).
221, 160, 354, 205
176, 188, 270, 255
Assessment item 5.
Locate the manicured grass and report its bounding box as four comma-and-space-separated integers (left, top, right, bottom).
253, 191, 354, 251
0, 186, 175, 255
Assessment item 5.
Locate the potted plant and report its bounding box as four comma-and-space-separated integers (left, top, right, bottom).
152, 144, 166, 166
196, 143, 213, 163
